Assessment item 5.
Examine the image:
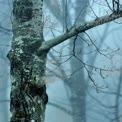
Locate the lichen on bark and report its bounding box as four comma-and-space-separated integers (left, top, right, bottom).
9, 0, 48, 121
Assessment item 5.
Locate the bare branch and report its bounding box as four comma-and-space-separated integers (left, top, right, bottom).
48, 102, 73, 115
84, 32, 112, 59
38, 11, 122, 54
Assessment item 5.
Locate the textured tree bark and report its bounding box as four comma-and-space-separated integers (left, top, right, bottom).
9, 0, 48, 121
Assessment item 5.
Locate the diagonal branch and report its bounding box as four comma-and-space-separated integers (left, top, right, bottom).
37, 11, 122, 54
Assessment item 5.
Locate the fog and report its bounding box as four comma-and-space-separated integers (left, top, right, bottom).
0, 0, 122, 122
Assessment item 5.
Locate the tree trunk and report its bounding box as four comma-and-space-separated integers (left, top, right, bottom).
69, 1, 88, 122
9, 0, 48, 121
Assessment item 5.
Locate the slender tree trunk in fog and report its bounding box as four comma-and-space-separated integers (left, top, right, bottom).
115, 72, 122, 122
9, 0, 48, 121
69, 1, 88, 122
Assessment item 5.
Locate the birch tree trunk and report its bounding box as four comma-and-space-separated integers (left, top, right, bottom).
9, 0, 48, 121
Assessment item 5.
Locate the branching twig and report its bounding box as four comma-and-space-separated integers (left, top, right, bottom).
84, 32, 113, 59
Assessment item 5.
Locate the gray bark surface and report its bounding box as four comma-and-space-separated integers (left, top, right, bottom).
9, 0, 48, 121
